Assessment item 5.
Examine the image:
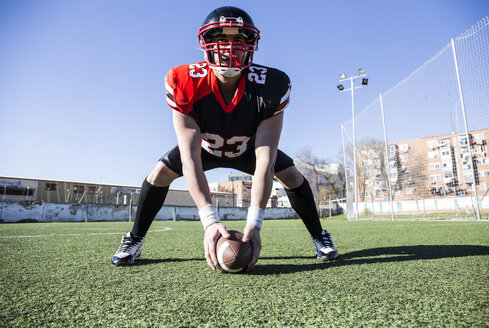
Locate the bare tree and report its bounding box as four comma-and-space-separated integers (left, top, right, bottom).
354, 138, 426, 201
295, 148, 323, 206
295, 148, 343, 206
329, 163, 346, 199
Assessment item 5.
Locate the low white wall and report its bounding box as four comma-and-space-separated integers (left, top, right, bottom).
0, 202, 297, 223
339, 195, 488, 215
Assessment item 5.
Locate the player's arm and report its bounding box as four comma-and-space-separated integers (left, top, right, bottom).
251, 112, 283, 209
243, 112, 284, 270
172, 110, 211, 209
172, 110, 230, 270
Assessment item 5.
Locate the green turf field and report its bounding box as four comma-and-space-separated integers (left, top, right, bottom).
1, 219, 488, 327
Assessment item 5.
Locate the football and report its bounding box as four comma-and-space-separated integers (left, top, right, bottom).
216, 230, 253, 273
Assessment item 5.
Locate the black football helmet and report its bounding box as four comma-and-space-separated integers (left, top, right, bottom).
198, 6, 260, 77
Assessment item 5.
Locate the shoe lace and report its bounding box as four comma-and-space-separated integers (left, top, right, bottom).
119, 235, 141, 253
313, 232, 333, 248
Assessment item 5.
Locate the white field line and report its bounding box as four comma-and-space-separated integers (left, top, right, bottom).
117, 221, 488, 232
269, 221, 488, 228
2, 221, 487, 239
0, 226, 172, 239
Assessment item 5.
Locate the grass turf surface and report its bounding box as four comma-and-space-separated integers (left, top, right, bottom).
1, 219, 488, 327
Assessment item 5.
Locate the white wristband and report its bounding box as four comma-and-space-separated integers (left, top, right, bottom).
246, 207, 264, 230
198, 204, 220, 230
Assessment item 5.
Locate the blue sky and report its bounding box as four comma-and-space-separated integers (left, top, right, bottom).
1, 0, 488, 190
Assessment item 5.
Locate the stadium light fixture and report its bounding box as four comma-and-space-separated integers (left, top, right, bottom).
337, 69, 369, 220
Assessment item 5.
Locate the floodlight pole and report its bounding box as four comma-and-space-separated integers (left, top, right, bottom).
380, 93, 395, 221
341, 124, 350, 218
350, 77, 359, 220
339, 72, 367, 220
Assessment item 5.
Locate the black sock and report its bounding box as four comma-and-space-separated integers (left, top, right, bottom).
285, 177, 323, 238
131, 179, 169, 237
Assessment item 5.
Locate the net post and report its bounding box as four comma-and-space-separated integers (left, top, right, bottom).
380, 93, 395, 221
350, 77, 359, 220
451, 38, 481, 220
341, 124, 351, 219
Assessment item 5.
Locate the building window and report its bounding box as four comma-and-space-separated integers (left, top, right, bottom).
464, 173, 474, 182
430, 175, 441, 183
460, 149, 470, 157
440, 138, 450, 148
428, 151, 439, 159
88, 186, 97, 193
474, 133, 486, 142
45, 183, 57, 191
473, 144, 487, 153
398, 144, 409, 152
427, 140, 438, 149
399, 155, 409, 162
444, 172, 453, 179
73, 185, 84, 193
458, 135, 468, 146
475, 158, 489, 165
429, 163, 440, 170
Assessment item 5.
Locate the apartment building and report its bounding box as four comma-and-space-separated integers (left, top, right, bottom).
208, 173, 291, 208
360, 128, 488, 201
209, 173, 253, 207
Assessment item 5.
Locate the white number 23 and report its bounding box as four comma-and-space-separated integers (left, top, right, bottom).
201, 133, 250, 158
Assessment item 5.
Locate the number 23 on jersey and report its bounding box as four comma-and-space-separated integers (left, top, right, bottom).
201, 133, 250, 158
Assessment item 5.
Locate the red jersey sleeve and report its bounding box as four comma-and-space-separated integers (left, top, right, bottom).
165, 68, 179, 111
164, 65, 195, 115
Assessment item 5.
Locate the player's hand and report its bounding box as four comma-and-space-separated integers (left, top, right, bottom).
242, 226, 261, 271
204, 222, 231, 271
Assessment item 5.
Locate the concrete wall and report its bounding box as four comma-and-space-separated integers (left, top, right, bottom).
339, 195, 489, 216
0, 201, 297, 223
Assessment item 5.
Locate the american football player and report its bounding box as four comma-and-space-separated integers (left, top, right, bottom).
111, 6, 339, 270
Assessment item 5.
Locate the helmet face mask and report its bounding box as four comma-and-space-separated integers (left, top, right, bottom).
198, 7, 260, 77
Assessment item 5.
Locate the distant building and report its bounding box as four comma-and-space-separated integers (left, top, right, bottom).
209, 191, 235, 207
209, 174, 252, 207
0, 176, 226, 207
358, 128, 489, 201
209, 173, 290, 208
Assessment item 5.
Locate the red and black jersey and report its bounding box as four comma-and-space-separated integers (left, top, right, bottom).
165, 61, 291, 160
